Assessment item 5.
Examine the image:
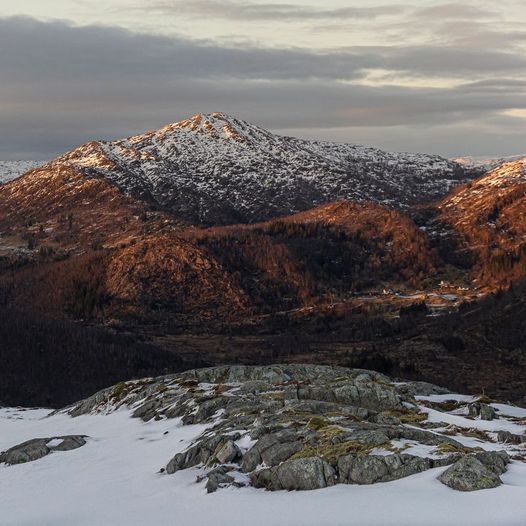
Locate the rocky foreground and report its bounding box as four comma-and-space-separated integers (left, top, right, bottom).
4, 365, 521, 495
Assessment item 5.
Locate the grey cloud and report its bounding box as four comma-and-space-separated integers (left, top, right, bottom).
141, 0, 406, 21
412, 3, 497, 20
0, 16, 370, 84
378, 46, 526, 76
0, 16, 525, 159
2, 16, 526, 88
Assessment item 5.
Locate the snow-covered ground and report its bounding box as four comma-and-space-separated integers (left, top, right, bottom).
0, 160, 42, 183
1, 400, 525, 526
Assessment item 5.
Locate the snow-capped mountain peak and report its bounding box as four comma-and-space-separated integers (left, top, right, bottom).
43, 113, 474, 225
168, 112, 261, 140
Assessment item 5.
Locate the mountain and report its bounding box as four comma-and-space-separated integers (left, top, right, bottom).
0, 160, 43, 184
0, 199, 438, 326
0, 114, 468, 325
43, 112, 472, 224
1, 114, 525, 409
436, 157, 526, 286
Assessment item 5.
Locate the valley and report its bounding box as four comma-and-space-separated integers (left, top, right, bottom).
0, 114, 525, 408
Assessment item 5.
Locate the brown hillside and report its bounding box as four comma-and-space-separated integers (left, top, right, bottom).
0, 163, 182, 255
437, 158, 526, 287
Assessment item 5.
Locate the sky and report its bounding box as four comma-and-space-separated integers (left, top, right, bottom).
0, 0, 525, 159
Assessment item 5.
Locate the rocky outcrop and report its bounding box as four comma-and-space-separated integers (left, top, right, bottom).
0, 436, 87, 465
62, 364, 520, 494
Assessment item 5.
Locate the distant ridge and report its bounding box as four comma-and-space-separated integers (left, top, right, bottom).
0, 160, 43, 184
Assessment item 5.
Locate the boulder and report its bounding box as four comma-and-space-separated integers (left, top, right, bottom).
467, 402, 497, 421
0, 436, 87, 465
473, 451, 509, 475
338, 454, 431, 485
214, 440, 241, 465
438, 456, 503, 491
252, 457, 336, 491
205, 467, 235, 493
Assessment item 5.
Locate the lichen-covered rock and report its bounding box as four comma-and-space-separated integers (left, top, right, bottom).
473, 451, 509, 475
251, 457, 336, 491
338, 454, 432, 485
0, 436, 87, 465
241, 430, 306, 472
368, 412, 401, 425
438, 456, 503, 491
396, 381, 451, 397
166, 434, 241, 474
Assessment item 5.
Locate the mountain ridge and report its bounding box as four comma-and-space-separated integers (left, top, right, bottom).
39, 112, 475, 224
436, 157, 526, 286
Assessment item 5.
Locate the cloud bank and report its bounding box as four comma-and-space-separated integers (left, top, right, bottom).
0, 13, 524, 159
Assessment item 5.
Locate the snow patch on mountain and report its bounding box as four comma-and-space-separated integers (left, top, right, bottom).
46, 113, 472, 224
443, 157, 526, 209
0, 160, 43, 184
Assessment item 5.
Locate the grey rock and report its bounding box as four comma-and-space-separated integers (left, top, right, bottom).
206, 471, 235, 493
396, 381, 450, 397
214, 440, 241, 465
368, 412, 402, 426
0, 436, 87, 465
346, 429, 390, 447
338, 454, 431, 484
431, 454, 464, 468
166, 432, 243, 474
288, 400, 370, 420
296, 380, 402, 412
132, 399, 162, 421
467, 402, 497, 421
237, 381, 274, 394
388, 427, 462, 447
252, 457, 336, 491
438, 455, 503, 491
473, 451, 509, 475
242, 431, 305, 472
59, 364, 514, 495
167, 435, 224, 474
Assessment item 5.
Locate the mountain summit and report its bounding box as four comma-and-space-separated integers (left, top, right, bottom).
43, 112, 472, 224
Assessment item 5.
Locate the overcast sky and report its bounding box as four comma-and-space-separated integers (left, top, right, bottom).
0, 0, 525, 159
